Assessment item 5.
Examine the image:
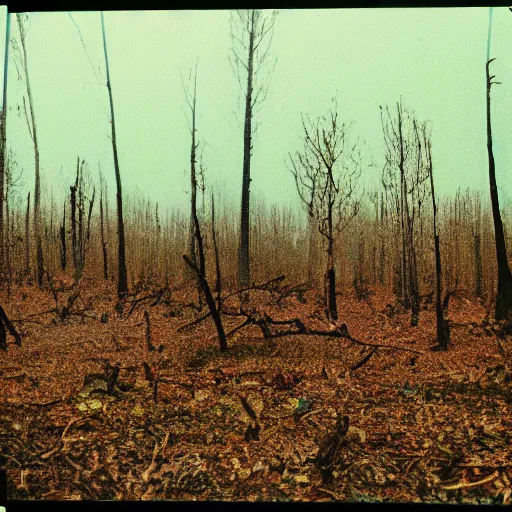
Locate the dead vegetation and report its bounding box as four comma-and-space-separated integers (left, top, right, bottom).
1, 277, 512, 503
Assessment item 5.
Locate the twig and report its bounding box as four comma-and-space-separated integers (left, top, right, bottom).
350, 347, 379, 372
317, 487, 341, 500
27, 398, 66, 407
40, 416, 88, 459
177, 310, 212, 332
141, 431, 170, 482
440, 470, 499, 490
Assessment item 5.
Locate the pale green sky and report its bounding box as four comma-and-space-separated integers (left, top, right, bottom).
3, 7, 512, 217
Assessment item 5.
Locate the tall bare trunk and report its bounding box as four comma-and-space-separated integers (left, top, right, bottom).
100, 187, 108, 280
427, 137, 449, 350
17, 14, 43, 286
24, 191, 30, 277
101, 11, 128, 299
238, 10, 255, 289
0, 12, 10, 276
486, 58, 512, 320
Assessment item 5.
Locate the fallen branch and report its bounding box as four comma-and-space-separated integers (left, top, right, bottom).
40, 416, 85, 459
142, 431, 170, 483
440, 470, 499, 490
317, 487, 341, 500
350, 347, 379, 372
177, 311, 212, 332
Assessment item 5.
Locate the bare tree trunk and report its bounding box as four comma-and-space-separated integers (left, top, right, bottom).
326, 189, 338, 321
70, 160, 78, 273
427, 133, 449, 350
24, 191, 30, 278
59, 201, 66, 271
238, 10, 255, 289
211, 193, 222, 312
486, 59, 512, 321
379, 192, 386, 286
186, 63, 202, 305
83, 186, 95, 273
101, 11, 128, 299
307, 213, 317, 288
17, 14, 43, 286
100, 186, 108, 280
0, 12, 10, 277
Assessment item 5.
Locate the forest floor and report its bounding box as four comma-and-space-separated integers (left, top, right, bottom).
1, 275, 512, 504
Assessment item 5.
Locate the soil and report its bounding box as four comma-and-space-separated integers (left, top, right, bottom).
1, 276, 511, 503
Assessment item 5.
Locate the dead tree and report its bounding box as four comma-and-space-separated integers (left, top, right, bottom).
289, 99, 361, 322
24, 191, 29, 278
0, 12, 10, 276
381, 100, 429, 326
0, 306, 21, 350
472, 192, 483, 298
485, 59, 512, 320
101, 11, 128, 299
181, 62, 203, 305
229, 9, 277, 288
181, 64, 227, 351
59, 201, 66, 271
14, 14, 44, 286
211, 193, 222, 311
423, 122, 450, 350
100, 178, 108, 280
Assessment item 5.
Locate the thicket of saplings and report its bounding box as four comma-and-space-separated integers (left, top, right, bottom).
0, 171, 506, 312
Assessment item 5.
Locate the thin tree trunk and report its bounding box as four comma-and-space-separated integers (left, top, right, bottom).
60, 201, 66, 271
326, 189, 338, 321
379, 192, 386, 286
17, 14, 43, 286
24, 191, 30, 277
0, 12, 10, 276
238, 10, 255, 289
101, 11, 128, 299
211, 193, 222, 312
100, 187, 108, 280
427, 135, 449, 350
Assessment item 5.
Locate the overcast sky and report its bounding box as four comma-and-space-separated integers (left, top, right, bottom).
2, 7, 512, 217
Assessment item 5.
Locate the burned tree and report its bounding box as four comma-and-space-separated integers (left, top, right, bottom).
181, 62, 203, 305
485, 58, 512, 321
289, 100, 361, 322
101, 11, 128, 299
181, 62, 226, 351
59, 201, 66, 271
229, 9, 277, 288
422, 121, 450, 350
13, 14, 43, 286
381, 100, 429, 326
0, 12, 10, 278
69, 158, 95, 279
99, 175, 108, 280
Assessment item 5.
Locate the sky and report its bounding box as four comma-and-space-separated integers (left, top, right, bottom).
2, 7, 512, 218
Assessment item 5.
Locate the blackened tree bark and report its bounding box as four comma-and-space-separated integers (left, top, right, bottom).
424, 122, 449, 350
211, 193, 222, 312
230, 10, 276, 288
486, 58, 512, 321
101, 11, 128, 299
59, 201, 66, 271
182, 62, 203, 305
